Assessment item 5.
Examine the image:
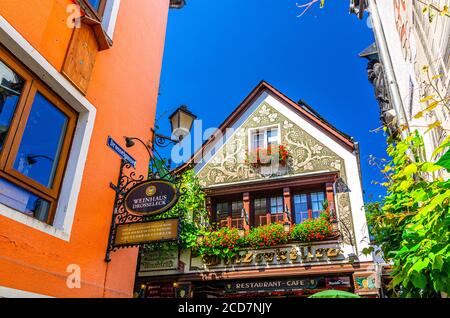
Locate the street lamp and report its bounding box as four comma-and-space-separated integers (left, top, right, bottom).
150, 105, 197, 149
169, 105, 197, 142
125, 105, 197, 153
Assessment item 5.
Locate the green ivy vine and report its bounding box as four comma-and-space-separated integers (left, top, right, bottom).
366, 131, 450, 298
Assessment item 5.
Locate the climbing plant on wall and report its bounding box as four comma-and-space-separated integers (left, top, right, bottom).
366, 131, 449, 297
142, 168, 208, 252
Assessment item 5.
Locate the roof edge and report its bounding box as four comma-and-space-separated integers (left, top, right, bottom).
174, 80, 356, 173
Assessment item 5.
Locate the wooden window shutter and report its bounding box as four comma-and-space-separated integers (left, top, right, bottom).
62, 22, 99, 95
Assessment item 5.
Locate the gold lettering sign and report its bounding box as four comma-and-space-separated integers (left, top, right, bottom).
242, 253, 253, 263
199, 245, 344, 268
124, 180, 178, 216
289, 248, 298, 260
114, 219, 179, 246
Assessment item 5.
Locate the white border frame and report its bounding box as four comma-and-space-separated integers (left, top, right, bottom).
0, 16, 96, 241
102, 0, 121, 40
0, 285, 53, 298
247, 123, 281, 153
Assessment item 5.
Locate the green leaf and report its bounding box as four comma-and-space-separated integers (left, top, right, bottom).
412, 259, 430, 273
391, 275, 403, 287
419, 162, 442, 172
362, 246, 375, 256
404, 163, 418, 176
436, 149, 450, 171
410, 272, 427, 289
399, 180, 412, 191
433, 255, 444, 270
432, 135, 450, 158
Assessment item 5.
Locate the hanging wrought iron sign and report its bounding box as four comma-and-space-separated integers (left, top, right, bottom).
105, 158, 181, 262
124, 180, 178, 216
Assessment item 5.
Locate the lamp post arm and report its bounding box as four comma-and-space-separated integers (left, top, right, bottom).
151, 128, 180, 149
128, 137, 153, 158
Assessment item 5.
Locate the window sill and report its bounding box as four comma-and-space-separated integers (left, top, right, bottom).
0, 203, 70, 241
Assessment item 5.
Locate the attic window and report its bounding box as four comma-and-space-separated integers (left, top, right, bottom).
249, 126, 280, 152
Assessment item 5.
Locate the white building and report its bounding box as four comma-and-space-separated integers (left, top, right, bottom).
353, 0, 450, 170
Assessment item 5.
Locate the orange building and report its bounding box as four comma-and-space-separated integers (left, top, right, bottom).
0, 0, 182, 297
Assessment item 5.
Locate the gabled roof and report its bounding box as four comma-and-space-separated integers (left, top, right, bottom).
176, 80, 355, 172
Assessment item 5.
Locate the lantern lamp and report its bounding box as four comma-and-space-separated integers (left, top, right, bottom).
169, 105, 197, 141
283, 221, 291, 233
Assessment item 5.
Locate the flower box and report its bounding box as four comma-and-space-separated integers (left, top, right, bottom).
246, 144, 289, 166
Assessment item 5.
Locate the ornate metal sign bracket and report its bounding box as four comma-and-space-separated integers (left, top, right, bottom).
105, 159, 145, 262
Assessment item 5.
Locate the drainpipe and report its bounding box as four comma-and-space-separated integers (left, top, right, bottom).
367, 0, 410, 138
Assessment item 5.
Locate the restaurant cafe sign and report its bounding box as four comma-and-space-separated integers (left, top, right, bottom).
191, 242, 346, 270
225, 276, 352, 293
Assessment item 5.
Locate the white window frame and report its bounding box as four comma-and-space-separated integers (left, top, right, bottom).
0, 16, 96, 241
248, 124, 281, 152
101, 0, 121, 41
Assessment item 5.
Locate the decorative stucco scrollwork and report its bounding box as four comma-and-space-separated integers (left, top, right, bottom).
197, 102, 355, 244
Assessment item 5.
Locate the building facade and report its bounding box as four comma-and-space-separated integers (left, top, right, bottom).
0, 0, 179, 297
354, 0, 450, 168
136, 82, 380, 298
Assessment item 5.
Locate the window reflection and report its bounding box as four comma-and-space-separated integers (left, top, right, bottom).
0, 60, 25, 151
293, 191, 325, 223
13, 93, 68, 188
88, 0, 102, 11
294, 194, 309, 223
311, 192, 325, 218
216, 202, 228, 228
253, 198, 267, 227
0, 178, 50, 222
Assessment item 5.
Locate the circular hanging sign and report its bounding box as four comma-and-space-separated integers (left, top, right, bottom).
124, 180, 178, 216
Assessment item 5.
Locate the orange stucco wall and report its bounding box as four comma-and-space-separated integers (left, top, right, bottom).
0, 0, 169, 297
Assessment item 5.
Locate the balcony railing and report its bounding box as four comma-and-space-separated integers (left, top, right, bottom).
219, 217, 245, 229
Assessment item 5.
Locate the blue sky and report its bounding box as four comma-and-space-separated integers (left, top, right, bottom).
156, 0, 388, 201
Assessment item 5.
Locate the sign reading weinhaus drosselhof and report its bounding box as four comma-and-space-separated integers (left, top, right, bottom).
114, 218, 179, 247
124, 180, 178, 216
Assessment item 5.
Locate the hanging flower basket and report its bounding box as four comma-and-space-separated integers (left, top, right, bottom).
246, 144, 289, 166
